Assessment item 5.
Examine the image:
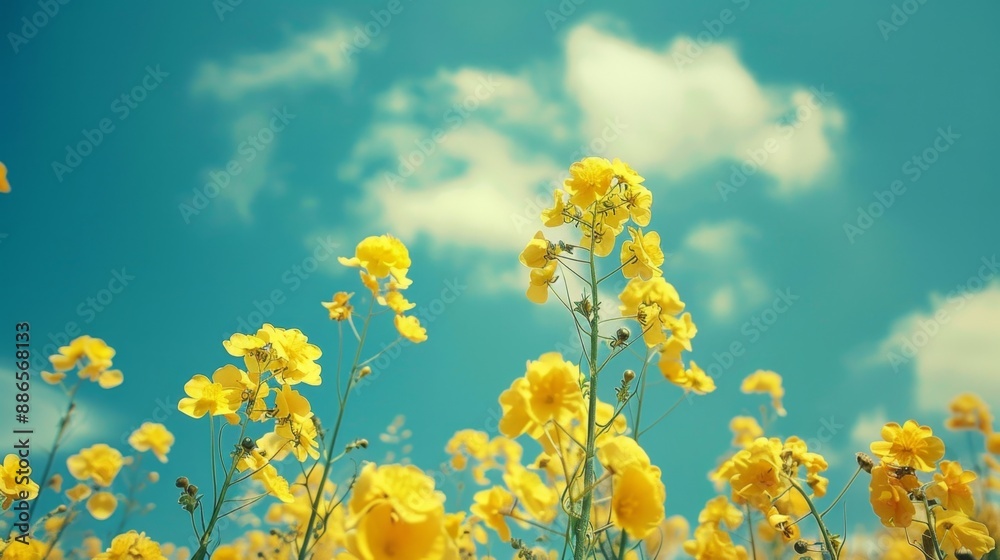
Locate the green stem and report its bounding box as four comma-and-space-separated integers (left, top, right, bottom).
920, 497, 944, 560
297, 299, 375, 560
745, 504, 758, 560
29, 380, 81, 521
820, 466, 862, 518
788, 478, 838, 560
573, 229, 601, 560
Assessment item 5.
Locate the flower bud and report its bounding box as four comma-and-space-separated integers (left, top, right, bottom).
358, 366, 372, 379
615, 327, 630, 343
856, 452, 874, 473
241, 437, 255, 451
793, 540, 810, 554
623, 369, 636, 383
187, 485, 199, 496
175, 476, 190, 489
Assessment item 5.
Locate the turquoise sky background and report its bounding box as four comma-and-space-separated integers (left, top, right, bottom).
2, 0, 1000, 555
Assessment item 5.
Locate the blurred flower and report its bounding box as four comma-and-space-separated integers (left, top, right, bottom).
87, 491, 118, 520
94, 530, 165, 560
394, 314, 427, 343
322, 292, 354, 321
945, 393, 993, 433
935, 509, 996, 559
740, 370, 786, 417
471, 486, 514, 542
128, 422, 175, 463
66, 444, 124, 487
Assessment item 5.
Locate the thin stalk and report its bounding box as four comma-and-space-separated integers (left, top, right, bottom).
745, 504, 758, 560
29, 380, 81, 520
572, 222, 601, 560
787, 477, 838, 560
920, 497, 944, 560
297, 299, 376, 560
820, 466, 862, 518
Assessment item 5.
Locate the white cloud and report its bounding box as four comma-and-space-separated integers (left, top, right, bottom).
206, 111, 285, 223
564, 24, 844, 193
678, 221, 768, 322
872, 281, 1000, 411
0, 372, 121, 455
850, 407, 888, 452
336, 17, 844, 301
192, 20, 356, 99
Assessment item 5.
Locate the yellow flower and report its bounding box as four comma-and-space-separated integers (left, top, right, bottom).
526, 260, 558, 304
471, 486, 514, 542
48, 473, 63, 493
94, 531, 166, 560
66, 444, 124, 487
660, 356, 714, 394
620, 227, 664, 280
0, 161, 10, 193
683, 524, 748, 560
49, 335, 115, 371
176, 368, 243, 419
618, 277, 685, 347
498, 353, 584, 439
0, 454, 39, 510
127, 423, 174, 463
338, 234, 413, 288
927, 460, 977, 515
519, 231, 559, 269
221, 332, 264, 357
729, 416, 763, 448
597, 436, 652, 475
541, 189, 569, 227
380, 290, 415, 315
87, 491, 118, 520
726, 437, 785, 510
322, 292, 354, 321
350, 463, 446, 524
612, 158, 652, 226
66, 483, 92, 502
580, 216, 617, 257
764, 506, 799, 543
274, 415, 321, 462
41, 370, 66, 384
0, 539, 49, 560
870, 420, 945, 472
935, 509, 996, 559
252, 324, 323, 385
697, 496, 743, 530
503, 465, 558, 524
394, 314, 427, 343
945, 393, 993, 433
563, 156, 614, 208
610, 464, 666, 539
869, 465, 915, 528
740, 370, 786, 417
989, 432, 1000, 455
348, 501, 457, 560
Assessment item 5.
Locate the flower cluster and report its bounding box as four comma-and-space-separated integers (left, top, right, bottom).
864, 416, 996, 558
42, 334, 123, 389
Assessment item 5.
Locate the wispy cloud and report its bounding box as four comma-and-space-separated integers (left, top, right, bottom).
192, 19, 357, 100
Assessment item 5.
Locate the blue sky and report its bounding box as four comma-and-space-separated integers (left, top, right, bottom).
2, 0, 1000, 554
